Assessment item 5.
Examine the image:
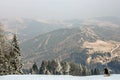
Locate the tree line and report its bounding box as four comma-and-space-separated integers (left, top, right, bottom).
28, 60, 100, 76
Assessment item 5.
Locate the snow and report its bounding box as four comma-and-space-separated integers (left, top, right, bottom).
0, 74, 120, 80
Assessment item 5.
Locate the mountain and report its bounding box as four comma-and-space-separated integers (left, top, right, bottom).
94, 17, 120, 25
1, 17, 120, 73
21, 27, 120, 65
80, 17, 120, 41
20, 17, 120, 73
0, 18, 68, 42
1, 17, 120, 42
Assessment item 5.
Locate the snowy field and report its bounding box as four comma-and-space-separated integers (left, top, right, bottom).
0, 74, 120, 80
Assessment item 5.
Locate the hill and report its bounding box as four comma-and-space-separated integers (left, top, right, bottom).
21, 27, 99, 61
1, 17, 120, 42
21, 27, 120, 67
0, 18, 67, 42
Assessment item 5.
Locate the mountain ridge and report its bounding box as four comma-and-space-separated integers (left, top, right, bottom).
1, 17, 120, 73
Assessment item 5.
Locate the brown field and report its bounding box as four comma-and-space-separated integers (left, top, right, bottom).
83, 40, 116, 54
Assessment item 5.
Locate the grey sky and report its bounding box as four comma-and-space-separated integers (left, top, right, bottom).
0, 0, 120, 20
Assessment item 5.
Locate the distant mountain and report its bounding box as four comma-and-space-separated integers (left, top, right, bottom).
1, 17, 120, 42
0, 18, 68, 42
94, 16, 120, 25
21, 27, 99, 57
80, 17, 120, 41
21, 27, 120, 65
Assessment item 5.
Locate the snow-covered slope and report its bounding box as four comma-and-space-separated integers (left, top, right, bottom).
0, 75, 120, 80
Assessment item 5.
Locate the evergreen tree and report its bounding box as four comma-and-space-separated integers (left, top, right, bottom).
50, 60, 62, 75
39, 60, 48, 74
55, 60, 62, 74
91, 69, 94, 75
69, 62, 80, 76
79, 64, 83, 76
47, 60, 53, 74
93, 68, 100, 75
11, 34, 20, 56
31, 62, 39, 74
9, 34, 22, 74
0, 24, 22, 75
61, 62, 70, 75
0, 24, 10, 75
82, 66, 86, 76
69, 62, 85, 76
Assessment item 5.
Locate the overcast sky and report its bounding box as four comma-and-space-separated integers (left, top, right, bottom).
0, 0, 120, 20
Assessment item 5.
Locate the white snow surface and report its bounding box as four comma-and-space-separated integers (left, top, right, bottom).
0, 74, 120, 80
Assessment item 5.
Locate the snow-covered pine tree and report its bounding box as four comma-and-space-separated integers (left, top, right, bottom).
51, 59, 62, 75
61, 62, 70, 75
55, 60, 62, 75
39, 60, 48, 74
9, 34, 22, 74
0, 24, 14, 75
0, 24, 7, 75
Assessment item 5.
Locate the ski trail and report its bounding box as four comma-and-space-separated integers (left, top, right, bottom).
45, 34, 51, 45
110, 43, 120, 58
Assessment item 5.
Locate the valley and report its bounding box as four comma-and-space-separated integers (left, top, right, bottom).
0, 17, 120, 73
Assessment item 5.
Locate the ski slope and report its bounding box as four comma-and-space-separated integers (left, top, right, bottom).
0, 74, 120, 80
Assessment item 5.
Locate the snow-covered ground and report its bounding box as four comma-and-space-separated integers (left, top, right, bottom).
0, 74, 120, 80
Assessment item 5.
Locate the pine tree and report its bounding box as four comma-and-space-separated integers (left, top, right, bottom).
12, 34, 20, 56
39, 60, 48, 74
79, 64, 83, 76
47, 60, 53, 74
0, 24, 10, 75
93, 68, 100, 75
91, 69, 94, 75
61, 62, 70, 75
9, 34, 22, 74
82, 66, 87, 76
50, 60, 62, 75
69, 62, 85, 76
31, 62, 39, 74
55, 60, 62, 74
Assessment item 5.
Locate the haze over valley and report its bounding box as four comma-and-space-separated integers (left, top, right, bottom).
0, 0, 120, 76
0, 17, 120, 74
